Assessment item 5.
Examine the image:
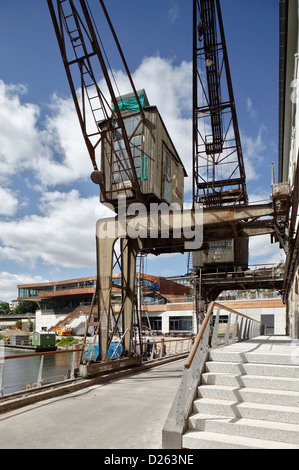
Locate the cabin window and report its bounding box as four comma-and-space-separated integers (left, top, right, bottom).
163, 146, 173, 203
112, 115, 143, 184
209, 240, 233, 251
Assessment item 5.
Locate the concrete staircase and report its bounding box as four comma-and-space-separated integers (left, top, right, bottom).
182, 347, 299, 449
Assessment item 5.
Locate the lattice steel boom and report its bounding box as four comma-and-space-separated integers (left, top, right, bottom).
193, 0, 248, 207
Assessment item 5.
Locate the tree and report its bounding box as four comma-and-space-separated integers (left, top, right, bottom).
14, 300, 37, 315
0, 301, 10, 315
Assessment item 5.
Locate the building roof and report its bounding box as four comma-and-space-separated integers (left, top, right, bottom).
17, 276, 96, 289
17, 273, 190, 301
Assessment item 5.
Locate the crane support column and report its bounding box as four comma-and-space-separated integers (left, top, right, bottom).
121, 237, 142, 356
96, 234, 117, 361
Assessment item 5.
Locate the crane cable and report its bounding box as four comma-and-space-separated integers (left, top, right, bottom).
86, 0, 122, 102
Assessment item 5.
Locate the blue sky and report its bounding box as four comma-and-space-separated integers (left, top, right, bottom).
0, 1, 284, 302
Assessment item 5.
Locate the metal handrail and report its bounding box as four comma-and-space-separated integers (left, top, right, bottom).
0, 335, 195, 397
185, 301, 215, 369
0, 348, 84, 362
142, 336, 195, 361
0, 347, 84, 397
214, 301, 265, 324
184, 301, 265, 370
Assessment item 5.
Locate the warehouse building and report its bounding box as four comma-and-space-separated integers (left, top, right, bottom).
279, 0, 299, 338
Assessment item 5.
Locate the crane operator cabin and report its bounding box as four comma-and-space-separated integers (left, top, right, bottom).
97, 89, 187, 209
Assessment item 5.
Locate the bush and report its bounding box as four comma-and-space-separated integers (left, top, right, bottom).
15, 320, 22, 330
56, 336, 80, 349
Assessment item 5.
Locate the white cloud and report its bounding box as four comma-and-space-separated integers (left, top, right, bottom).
40, 94, 91, 186
0, 272, 47, 302
0, 187, 18, 216
249, 235, 285, 266
0, 85, 43, 184
0, 58, 193, 191
248, 190, 272, 205
0, 84, 93, 190
125, 56, 193, 190
247, 97, 257, 119
247, 189, 284, 266
242, 124, 267, 181
169, 2, 179, 24
0, 190, 111, 270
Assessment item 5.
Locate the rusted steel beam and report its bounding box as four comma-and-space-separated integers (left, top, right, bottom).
202, 203, 273, 226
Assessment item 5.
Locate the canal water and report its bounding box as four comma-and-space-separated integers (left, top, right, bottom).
1, 348, 72, 395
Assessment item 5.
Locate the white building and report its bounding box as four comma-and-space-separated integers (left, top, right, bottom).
279, 0, 299, 338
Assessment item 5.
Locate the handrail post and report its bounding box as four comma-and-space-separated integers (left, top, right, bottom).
211, 311, 219, 349
69, 345, 80, 380
224, 313, 231, 346
238, 317, 244, 341
161, 338, 165, 357
37, 355, 44, 388
185, 301, 215, 370
231, 315, 239, 343
202, 317, 211, 353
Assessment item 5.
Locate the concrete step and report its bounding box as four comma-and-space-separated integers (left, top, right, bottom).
197, 384, 299, 407
205, 360, 299, 378
209, 350, 296, 366
193, 397, 299, 425
188, 412, 299, 445
182, 430, 299, 449
202, 372, 299, 392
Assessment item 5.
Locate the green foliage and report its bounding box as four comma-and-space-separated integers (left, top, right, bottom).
0, 301, 10, 315
14, 300, 37, 315
56, 336, 80, 349
0, 335, 9, 345
15, 320, 22, 329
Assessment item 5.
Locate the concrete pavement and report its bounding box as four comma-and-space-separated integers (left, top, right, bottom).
0, 358, 185, 449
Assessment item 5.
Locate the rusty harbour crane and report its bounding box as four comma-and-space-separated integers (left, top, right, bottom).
47, 0, 290, 375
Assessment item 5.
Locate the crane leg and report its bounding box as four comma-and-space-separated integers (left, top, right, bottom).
121, 237, 143, 356
96, 233, 117, 361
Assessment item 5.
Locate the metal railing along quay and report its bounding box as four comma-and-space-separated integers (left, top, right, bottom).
0, 336, 194, 398
0, 347, 84, 397
0, 301, 265, 405
141, 337, 194, 361
162, 301, 266, 448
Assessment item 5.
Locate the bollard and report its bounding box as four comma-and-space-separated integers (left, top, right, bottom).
73, 343, 82, 370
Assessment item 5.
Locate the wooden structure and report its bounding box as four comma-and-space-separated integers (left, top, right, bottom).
100, 90, 186, 208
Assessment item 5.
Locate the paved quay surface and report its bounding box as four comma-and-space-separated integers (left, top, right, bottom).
0, 358, 185, 449
214, 335, 298, 355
